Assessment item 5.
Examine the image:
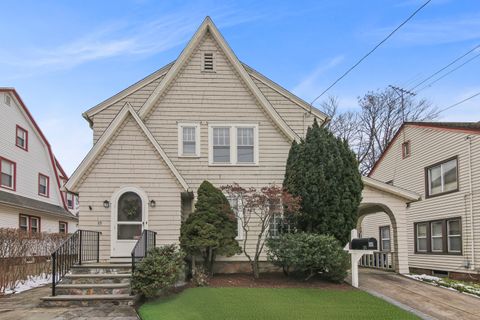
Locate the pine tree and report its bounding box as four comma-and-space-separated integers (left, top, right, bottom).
180, 181, 241, 274
283, 119, 363, 245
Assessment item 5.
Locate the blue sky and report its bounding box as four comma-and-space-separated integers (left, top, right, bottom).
1, 0, 479, 174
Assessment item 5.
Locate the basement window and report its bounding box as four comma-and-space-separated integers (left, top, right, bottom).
203, 52, 214, 71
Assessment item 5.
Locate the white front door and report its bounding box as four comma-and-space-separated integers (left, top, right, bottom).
111, 188, 148, 257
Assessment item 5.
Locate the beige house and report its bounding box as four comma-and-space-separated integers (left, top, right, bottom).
360, 122, 480, 280
0, 88, 78, 234
65, 17, 330, 268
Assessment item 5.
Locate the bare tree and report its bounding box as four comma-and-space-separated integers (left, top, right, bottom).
320, 88, 438, 175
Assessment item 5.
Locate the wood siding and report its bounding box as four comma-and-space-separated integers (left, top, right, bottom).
370, 125, 480, 273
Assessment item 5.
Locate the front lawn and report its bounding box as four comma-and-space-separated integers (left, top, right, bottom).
139, 287, 419, 320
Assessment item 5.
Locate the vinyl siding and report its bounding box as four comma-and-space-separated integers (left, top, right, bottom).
77, 116, 183, 260
370, 125, 480, 273
360, 212, 394, 250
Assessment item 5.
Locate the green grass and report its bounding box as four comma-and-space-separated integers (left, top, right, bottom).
139, 287, 419, 320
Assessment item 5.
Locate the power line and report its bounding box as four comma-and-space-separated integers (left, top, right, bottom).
310, 0, 432, 105
437, 91, 480, 114
409, 44, 480, 91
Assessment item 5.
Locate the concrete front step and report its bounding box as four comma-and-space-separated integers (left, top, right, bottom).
62, 273, 132, 285
41, 294, 137, 307
71, 263, 131, 275
55, 283, 131, 295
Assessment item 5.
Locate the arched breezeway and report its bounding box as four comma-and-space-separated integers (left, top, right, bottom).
358, 177, 420, 274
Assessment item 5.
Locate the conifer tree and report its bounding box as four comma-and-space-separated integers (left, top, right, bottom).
283, 119, 363, 245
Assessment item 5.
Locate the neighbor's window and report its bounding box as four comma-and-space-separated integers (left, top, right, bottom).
66, 193, 74, 209
402, 141, 410, 158
210, 125, 257, 165
16, 125, 28, 151
416, 223, 428, 252
379, 226, 391, 251
178, 123, 200, 157
59, 221, 68, 234
447, 219, 461, 253
415, 218, 461, 255
38, 174, 49, 197
213, 127, 231, 163
20, 215, 40, 233
0, 157, 16, 190
431, 221, 443, 252
427, 158, 458, 197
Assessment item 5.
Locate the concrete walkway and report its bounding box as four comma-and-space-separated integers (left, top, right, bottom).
0, 285, 138, 320
357, 268, 480, 320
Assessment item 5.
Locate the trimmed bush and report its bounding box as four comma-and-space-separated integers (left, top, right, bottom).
132, 245, 185, 298
266, 233, 349, 283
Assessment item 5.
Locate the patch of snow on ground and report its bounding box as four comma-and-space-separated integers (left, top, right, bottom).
4, 274, 51, 295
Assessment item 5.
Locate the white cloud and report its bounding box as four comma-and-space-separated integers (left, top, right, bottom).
292, 55, 345, 101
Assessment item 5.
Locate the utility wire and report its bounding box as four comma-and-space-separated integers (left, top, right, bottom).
310, 0, 432, 105
409, 44, 480, 91
437, 91, 480, 114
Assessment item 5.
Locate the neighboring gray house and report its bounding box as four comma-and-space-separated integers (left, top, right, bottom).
65, 17, 329, 270
360, 122, 480, 280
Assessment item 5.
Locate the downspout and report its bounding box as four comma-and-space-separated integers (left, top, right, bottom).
466, 135, 475, 270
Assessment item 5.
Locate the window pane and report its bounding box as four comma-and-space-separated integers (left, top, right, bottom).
213, 146, 230, 163
117, 224, 142, 240
237, 146, 254, 163
417, 238, 427, 251
429, 166, 442, 195
431, 221, 443, 237
31, 218, 39, 232
448, 220, 460, 235
448, 237, 461, 252
1, 173, 12, 187
1, 160, 12, 175
118, 192, 142, 222
417, 223, 427, 237
183, 141, 196, 155
182, 127, 196, 155
443, 159, 457, 192
432, 238, 443, 251
382, 240, 391, 251
381, 227, 390, 239
237, 128, 253, 146
213, 128, 230, 146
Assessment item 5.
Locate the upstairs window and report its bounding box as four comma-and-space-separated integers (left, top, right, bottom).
209, 125, 258, 165
178, 123, 200, 157
203, 52, 214, 71
16, 125, 28, 151
0, 157, 16, 190
38, 173, 49, 197
59, 221, 68, 234
426, 157, 458, 197
402, 141, 410, 159
66, 193, 74, 209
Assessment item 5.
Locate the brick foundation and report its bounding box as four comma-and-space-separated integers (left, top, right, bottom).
213, 261, 282, 274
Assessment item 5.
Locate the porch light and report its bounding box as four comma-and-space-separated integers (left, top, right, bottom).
150, 200, 156, 208
103, 200, 110, 208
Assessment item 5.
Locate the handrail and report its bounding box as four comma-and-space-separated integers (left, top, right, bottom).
51, 230, 101, 296
131, 230, 157, 274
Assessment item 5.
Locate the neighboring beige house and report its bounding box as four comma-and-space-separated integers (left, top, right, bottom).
64, 17, 329, 269
0, 88, 78, 234
360, 122, 480, 280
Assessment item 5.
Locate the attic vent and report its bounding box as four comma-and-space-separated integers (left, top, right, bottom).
203, 52, 214, 71
5, 94, 11, 106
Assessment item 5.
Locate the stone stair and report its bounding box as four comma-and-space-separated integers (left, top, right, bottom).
41, 263, 137, 307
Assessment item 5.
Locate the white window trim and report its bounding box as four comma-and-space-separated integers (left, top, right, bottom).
178, 122, 201, 157
208, 123, 259, 166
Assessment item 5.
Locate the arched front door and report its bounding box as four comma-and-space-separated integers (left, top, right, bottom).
111, 188, 148, 257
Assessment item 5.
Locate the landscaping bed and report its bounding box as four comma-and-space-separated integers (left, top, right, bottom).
138, 286, 419, 320
406, 274, 480, 298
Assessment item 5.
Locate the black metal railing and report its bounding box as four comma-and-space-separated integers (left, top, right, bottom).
131, 230, 157, 273
51, 230, 101, 296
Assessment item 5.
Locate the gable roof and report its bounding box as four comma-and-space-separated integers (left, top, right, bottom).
135, 17, 299, 142
65, 103, 189, 192
0, 88, 68, 210
362, 176, 419, 201
369, 121, 480, 177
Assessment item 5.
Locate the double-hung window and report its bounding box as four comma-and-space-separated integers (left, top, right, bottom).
379, 226, 391, 252
0, 157, 16, 190
415, 218, 462, 254
209, 124, 258, 165
178, 123, 200, 157
66, 193, 74, 209
38, 173, 49, 197
19, 214, 40, 233
59, 221, 68, 234
16, 125, 28, 151
426, 157, 458, 197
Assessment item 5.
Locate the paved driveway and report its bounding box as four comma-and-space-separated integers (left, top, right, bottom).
356, 268, 480, 320
0, 285, 138, 320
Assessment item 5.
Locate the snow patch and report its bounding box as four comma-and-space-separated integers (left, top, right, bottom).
4, 274, 51, 295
